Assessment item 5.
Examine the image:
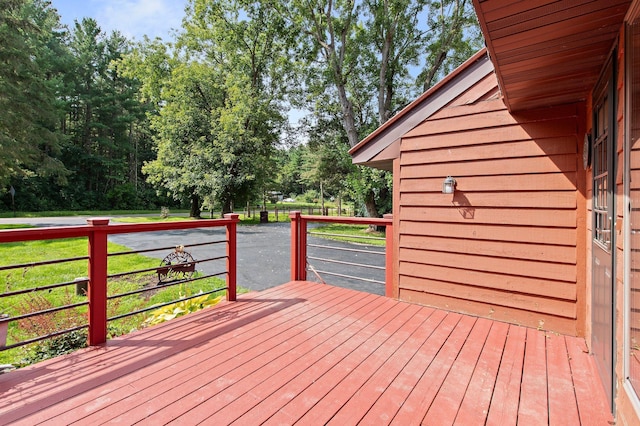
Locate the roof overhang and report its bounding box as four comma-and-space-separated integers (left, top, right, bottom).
349, 49, 494, 170
473, 0, 631, 112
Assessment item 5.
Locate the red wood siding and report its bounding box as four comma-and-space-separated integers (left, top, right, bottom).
473, 0, 631, 111
397, 74, 583, 335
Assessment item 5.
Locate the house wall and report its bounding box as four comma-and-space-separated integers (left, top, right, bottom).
396, 75, 587, 336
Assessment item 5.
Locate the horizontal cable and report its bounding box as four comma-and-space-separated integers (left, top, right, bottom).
308, 268, 384, 285
0, 255, 88, 272
307, 243, 385, 256
108, 240, 226, 257
307, 231, 385, 241
3, 301, 89, 323
0, 301, 89, 323
107, 272, 227, 300
108, 285, 227, 322
1, 278, 84, 298
307, 256, 385, 271
107, 255, 226, 280
1, 323, 88, 351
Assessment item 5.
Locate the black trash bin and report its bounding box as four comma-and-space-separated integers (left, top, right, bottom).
260, 211, 269, 223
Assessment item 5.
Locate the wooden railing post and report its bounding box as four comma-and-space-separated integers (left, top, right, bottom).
383, 214, 394, 298
224, 213, 240, 301
299, 216, 307, 281
290, 211, 301, 281
87, 218, 109, 346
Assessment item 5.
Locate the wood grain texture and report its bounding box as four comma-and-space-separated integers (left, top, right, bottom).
0, 281, 612, 425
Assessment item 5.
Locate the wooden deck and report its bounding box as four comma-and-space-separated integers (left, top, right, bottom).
1, 281, 612, 425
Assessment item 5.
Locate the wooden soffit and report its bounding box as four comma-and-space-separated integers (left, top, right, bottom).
473, 0, 631, 112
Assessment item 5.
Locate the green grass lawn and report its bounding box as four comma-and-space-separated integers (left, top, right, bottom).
309, 224, 387, 246
0, 234, 238, 367
0, 209, 191, 219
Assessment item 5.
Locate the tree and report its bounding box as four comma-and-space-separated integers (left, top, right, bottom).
139, 0, 293, 217
417, 0, 481, 91
0, 0, 69, 188
290, 0, 482, 217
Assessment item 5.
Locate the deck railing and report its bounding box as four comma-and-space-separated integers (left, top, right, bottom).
0, 214, 239, 349
289, 212, 393, 297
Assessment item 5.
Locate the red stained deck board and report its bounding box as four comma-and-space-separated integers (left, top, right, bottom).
454, 320, 510, 425
298, 309, 449, 426
389, 314, 478, 425
566, 337, 615, 425
167, 294, 412, 425
0, 281, 613, 425
2, 285, 301, 424
423, 317, 494, 425
546, 334, 581, 425
301, 305, 435, 425
518, 327, 549, 425
11, 282, 345, 425
295, 311, 463, 426
222, 302, 426, 425
486, 325, 528, 426
74, 285, 379, 425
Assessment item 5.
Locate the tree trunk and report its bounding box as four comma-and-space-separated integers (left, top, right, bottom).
364, 188, 381, 231
222, 198, 232, 215
336, 83, 360, 147
189, 193, 201, 218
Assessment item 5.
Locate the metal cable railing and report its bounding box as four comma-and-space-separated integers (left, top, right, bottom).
0, 215, 239, 353
290, 212, 394, 297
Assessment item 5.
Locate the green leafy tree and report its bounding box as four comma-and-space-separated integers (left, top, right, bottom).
289, 0, 481, 217
139, 0, 293, 217
58, 18, 151, 209
0, 0, 69, 189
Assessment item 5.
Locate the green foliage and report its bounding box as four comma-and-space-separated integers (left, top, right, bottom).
0, 0, 69, 187
20, 329, 88, 366
143, 293, 222, 326
0, 0, 482, 217
299, 190, 320, 204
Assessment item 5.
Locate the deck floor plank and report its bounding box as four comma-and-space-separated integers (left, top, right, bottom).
284, 304, 432, 425
518, 327, 549, 425
485, 324, 527, 426
297, 312, 465, 426
566, 336, 615, 425
167, 293, 406, 424
0, 281, 613, 426
454, 320, 509, 425
423, 317, 493, 425
223, 302, 423, 425
296, 311, 453, 425
75, 284, 374, 425
15, 283, 321, 424
546, 334, 581, 425
11, 282, 338, 425
388, 314, 477, 425
1, 282, 301, 409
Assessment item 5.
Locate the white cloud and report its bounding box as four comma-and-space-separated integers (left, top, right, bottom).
94, 0, 185, 41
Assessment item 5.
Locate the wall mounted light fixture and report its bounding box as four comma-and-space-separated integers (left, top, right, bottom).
442, 176, 456, 194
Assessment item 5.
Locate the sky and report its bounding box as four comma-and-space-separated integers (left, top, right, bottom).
50, 0, 187, 41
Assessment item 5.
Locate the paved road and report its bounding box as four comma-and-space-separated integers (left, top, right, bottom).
0, 216, 385, 295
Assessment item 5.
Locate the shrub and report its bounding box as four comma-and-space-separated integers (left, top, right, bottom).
21, 329, 88, 366
143, 293, 222, 327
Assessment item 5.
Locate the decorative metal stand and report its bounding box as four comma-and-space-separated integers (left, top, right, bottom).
157, 245, 195, 285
